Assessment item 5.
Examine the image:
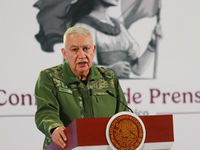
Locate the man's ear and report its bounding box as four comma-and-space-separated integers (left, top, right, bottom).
61, 48, 67, 60
93, 45, 96, 53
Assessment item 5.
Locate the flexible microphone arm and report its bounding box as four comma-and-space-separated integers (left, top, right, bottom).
89, 89, 95, 118
106, 90, 134, 113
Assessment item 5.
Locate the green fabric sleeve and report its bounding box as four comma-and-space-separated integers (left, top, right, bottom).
35, 70, 64, 137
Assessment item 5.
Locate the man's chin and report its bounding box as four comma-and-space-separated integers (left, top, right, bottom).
76, 67, 89, 73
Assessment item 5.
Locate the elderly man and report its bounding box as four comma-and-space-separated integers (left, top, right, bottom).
35, 26, 128, 149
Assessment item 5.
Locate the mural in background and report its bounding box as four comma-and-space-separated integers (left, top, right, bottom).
34, 0, 162, 79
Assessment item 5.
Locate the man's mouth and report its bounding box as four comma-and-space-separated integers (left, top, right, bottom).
77, 62, 88, 66
78, 62, 87, 64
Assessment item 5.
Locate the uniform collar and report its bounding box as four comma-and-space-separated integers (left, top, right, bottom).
63, 61, 103, 84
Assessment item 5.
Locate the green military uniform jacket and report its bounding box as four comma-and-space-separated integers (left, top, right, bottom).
35, 61, 128, 149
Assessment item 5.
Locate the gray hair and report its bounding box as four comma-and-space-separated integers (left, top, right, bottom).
63, 26, 92, 48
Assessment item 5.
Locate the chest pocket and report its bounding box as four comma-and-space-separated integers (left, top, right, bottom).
94, 92, 109, 102
93, 89, 116, 103
92, 89, 117, 117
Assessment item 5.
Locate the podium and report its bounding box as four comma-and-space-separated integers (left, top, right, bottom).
46, 115, 174, 150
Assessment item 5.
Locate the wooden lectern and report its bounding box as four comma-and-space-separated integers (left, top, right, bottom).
46, 115, 174, 150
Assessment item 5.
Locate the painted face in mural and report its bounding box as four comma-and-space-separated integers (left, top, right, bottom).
101, 0, 118, 6
62, 34, 96, 78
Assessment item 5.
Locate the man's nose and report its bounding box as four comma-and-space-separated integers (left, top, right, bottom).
78, 49, 86, 59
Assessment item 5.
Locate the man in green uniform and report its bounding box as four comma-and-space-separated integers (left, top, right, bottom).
35, 26, 128, 149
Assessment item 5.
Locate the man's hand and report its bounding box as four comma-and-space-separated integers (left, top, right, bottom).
51, 127, 67, 148
109, 61, 131, 78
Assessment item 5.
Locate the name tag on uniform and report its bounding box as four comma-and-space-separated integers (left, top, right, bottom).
59, 87, 73, 94
94, 92, 108, 96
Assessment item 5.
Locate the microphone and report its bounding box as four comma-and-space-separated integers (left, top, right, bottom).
106, 90, 134, 113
